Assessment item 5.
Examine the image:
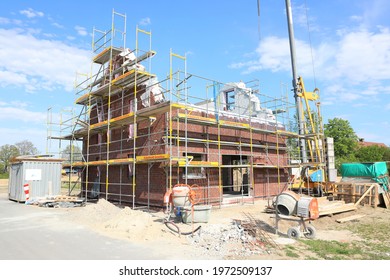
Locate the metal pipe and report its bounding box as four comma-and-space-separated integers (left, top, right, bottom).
285, 0, 307, 163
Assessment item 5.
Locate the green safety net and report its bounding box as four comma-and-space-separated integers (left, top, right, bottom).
341, 162, 389, 191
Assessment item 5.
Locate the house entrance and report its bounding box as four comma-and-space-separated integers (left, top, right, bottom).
222, 155, 249, 196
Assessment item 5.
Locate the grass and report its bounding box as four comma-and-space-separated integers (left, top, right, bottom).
284, 245, 299, 258
0, 173, 9, 179
346, 220, 390, 259
298, 218, 390, 260
300, 239, 363, 260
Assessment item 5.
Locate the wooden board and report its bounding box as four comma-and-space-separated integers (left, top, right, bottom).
381, 193, 390, 209
319, 202, 357, 216
336, 214, 365, 223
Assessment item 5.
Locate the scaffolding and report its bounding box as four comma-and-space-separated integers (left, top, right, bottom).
47, 10, 328, 209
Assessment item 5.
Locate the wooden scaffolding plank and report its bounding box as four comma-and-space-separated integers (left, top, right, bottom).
178, 161, 219, 167
136, 154, 169, 162
93, 46, 122, 64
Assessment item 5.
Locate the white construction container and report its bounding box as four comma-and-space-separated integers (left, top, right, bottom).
8, 156, 63, 202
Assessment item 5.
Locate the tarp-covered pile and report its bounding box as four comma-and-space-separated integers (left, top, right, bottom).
341, 162, 389, 191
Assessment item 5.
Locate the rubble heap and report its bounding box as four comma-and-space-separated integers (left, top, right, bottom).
186, 220, 277, 259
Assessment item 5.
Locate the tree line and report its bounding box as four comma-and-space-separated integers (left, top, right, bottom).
324, 118, 390, 172
0, 141, 83, 175
0, 140, 39, 173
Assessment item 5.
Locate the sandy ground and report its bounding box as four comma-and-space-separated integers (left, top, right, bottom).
1, 180, 389, 260
59, 199, 384, 259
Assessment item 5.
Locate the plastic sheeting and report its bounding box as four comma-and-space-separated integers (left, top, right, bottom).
341, 162, 388, 178
140, 77, 164, 108
341, 162, 389, 190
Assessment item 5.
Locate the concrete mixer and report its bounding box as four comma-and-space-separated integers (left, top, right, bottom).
274, 190, 319, 239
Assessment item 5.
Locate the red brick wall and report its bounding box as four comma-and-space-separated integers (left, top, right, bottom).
82, 90, 289, 206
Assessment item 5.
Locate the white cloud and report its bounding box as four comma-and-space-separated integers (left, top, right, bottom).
230, 36, 315, 76
0, 27, 91, 92
0, 105, 46, 124
292, 4, 319, 32
52, 22, 64, 29
0, 17, 10, 24
75, 25, 88, 36
361, 0, 390, 27
230, 25, 390, 104
0, 70, 29, 86
0, 17, 23, 26
20, 8, 44, 18
350, 15, 363, 22
328, 28, 390, 84
139, 17, 151, 26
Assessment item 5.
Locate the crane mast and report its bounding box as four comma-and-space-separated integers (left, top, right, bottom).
285, 0, 308, 163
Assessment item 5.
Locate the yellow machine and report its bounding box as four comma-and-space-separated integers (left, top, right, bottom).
288, 77, 329, 196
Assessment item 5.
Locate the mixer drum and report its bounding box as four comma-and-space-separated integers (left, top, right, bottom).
276, 191, 300, 216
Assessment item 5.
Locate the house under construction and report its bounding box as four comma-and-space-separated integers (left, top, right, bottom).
47, 11, 332, 208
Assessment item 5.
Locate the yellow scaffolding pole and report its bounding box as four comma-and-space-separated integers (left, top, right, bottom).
134, 25, 152, 208
169, 50, 187, 188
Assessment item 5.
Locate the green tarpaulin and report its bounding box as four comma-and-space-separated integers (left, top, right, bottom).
341, 162, 389, 191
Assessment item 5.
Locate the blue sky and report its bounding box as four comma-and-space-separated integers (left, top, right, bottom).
1, 0, 390, 154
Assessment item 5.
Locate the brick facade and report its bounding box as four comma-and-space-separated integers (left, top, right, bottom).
82, 86, 289, 207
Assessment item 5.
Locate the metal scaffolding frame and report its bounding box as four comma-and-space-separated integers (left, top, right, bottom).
47, 10, 327, 209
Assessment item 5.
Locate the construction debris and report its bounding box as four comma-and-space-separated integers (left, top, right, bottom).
186, 215, 280, 258
25, 195, 85, 208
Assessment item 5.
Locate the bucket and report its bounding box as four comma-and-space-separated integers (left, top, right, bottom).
276, 191, 300, 216
172, 185, 191, 207
182, 205, 212, 223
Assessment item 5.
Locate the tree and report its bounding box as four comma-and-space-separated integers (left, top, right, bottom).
383, 148, 390, 171
61, 144, 83, 163
15, 140, 39, 156
383, 147, 390, 160
324, 118, 359, 172
0, 144, 20, 173
324, 118, 358, 158
355, 145, 388, 162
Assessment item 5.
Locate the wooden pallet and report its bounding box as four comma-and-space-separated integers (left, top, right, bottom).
332, 183, 379, 208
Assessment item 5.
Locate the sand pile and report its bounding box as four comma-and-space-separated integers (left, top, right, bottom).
103, 206, 154, 238
68, 199, 164, 241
